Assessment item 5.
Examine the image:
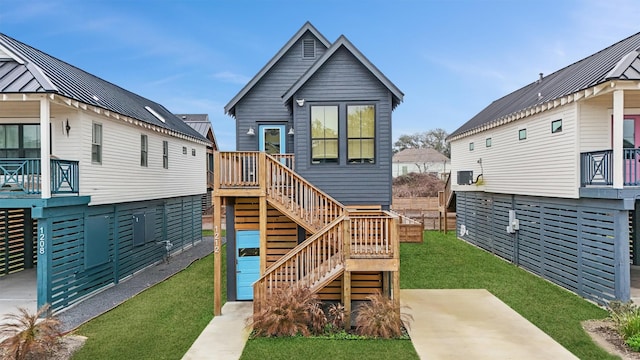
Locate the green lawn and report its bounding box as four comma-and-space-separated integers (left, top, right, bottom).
400, 231, 615, 360
71, 249, 226, 360
69, 231, 615, 360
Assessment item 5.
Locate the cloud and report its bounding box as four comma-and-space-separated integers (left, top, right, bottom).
212, 71, 251, 85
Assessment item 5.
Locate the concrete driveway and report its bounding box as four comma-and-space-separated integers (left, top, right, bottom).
0, 269, 37, 324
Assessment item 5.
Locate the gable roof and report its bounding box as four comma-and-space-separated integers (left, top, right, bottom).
393, 148, 449, 163
0, 32, 206, 142
176, 113, 219, 150
224, 22, 331, 117
282, 35, 404, 109
449, 31, 640, 140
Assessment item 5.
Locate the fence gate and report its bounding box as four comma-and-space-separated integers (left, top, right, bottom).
0, 208, 36, 276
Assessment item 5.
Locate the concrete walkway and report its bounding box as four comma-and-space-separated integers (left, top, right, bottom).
182, 302, 252, 360
181, 289, 579, 359
401, 289, 578, 359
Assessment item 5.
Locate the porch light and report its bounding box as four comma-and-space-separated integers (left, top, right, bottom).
288, 127, 295, 135
247, 126, 255, 136
296, 99, 305, 107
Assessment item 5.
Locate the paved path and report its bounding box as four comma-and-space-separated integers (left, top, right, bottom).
182, 289, 580, 359
182, 302, 252, 360
401, 289, 579, 359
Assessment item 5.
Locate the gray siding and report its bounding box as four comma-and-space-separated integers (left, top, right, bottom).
235, 33, 327, 151
456, 191, 630, 305
293, 47, 393, 207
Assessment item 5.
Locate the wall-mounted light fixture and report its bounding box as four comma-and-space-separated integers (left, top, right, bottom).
247, 126, 255, 136
63, 119, 71, 137
295, 99, 305, 107
288, 127, 295, 136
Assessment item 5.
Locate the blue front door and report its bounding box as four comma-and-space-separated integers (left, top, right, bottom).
236, 230, 260, 300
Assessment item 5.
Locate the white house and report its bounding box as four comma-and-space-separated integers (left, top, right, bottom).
448, 31, 640, 305
0, 32, 208, 311
392, 148, 449, 178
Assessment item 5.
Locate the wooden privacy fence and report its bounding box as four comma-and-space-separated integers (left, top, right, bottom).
392, 197, 455, 231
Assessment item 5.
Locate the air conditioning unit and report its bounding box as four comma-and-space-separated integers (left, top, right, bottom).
457, 171, 473, 185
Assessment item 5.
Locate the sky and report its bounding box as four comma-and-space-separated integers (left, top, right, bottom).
1, 0, 639, 150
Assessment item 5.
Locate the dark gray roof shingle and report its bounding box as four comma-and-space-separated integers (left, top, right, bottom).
450, 31, 640, 139
0, 33, 206, 142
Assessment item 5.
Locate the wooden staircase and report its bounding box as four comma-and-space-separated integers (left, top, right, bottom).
214, 152, 399, 314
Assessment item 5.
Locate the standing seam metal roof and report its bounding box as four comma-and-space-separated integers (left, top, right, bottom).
0, 32, 206, 142
450, 31, 640, 139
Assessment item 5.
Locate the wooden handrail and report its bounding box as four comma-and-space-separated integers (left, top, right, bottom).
254, 215, 347, 308
349, 213, 396, 259
265, 153, 345, 231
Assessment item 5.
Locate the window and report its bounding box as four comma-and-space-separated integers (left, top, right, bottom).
162, 141, 168, 169
140, 135, 148, 167
302, 39, 316, 59
486, 138, 492, 147
551, 119, 562, 133
0, 124, 40, 158
469, 142, 474, 151
347, 105, 375, 164
311, 105, 338, 163
519, 129, 527, 140
192, 148, 196, 156
183, 146, 187, 155
92, 123, 102, 164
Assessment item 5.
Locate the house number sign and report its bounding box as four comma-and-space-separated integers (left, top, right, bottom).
214, 226, 220, 253
38, 226, 46, 255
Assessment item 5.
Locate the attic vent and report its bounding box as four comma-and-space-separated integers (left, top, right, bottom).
303, 39, 316, 59
145, 106, 166, 123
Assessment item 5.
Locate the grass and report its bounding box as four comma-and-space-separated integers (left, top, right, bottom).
401, 231, 615, 360
70, 248, 226, 360
240, 338, 417, 360
202, 229, 226, 237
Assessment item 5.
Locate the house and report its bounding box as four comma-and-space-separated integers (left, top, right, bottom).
0, 33, 208, 312
214, 22, 404, 321
392, 147, 450, 178
448, 31, 640, 305
177, 114, 218, 213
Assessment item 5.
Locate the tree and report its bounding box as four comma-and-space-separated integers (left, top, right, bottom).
393, 128, 450, 157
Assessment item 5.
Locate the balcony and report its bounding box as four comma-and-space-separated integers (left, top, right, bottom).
0, 158, 79, 196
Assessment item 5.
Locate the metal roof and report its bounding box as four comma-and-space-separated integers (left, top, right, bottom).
393, 148, 449, 163
176, 113, 218, 150
282, 35, 404, 109
0, 32, 206, 142
450, 31, 640, 139
224, 22, 331, 117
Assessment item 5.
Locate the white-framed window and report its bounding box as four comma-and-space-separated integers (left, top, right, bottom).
162, 141, 168, 169
140, 135, 148, 167
192, 148, 196, 156
183, 146, 187, 155
92, 123, 102, 164
486, 138, 492, 147
469, 142, 474, 151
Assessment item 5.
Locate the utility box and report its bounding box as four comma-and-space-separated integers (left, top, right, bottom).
457, 171, 473, 185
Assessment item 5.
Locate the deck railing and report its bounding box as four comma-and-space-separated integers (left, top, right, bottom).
265, 154, 344, 231
349, 213, 397, 258
254, 216, 346, 309
0, 158, 79, 195
580, 150, 613, 186
218, 151, 260, 188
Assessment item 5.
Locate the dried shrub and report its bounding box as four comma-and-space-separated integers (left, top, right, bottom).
249, 286, 326, 337
392, 172, 444, 198
355, 293, 412, 339
0, 304, 63, 360
327, 303, 346, 330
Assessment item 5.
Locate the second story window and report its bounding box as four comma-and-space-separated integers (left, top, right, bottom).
92, 123, 102, 164
311, 105, 338, 164
140, 135, 148, 167
162, 140, 168, 169
347, 105, 375, 164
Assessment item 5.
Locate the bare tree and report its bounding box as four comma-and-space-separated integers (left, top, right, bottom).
393, 128, 450, 157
